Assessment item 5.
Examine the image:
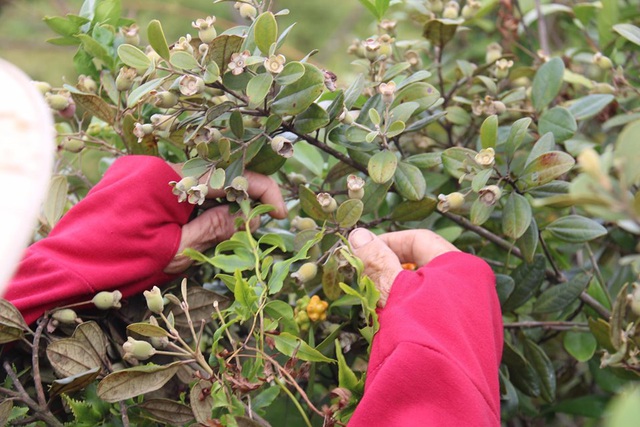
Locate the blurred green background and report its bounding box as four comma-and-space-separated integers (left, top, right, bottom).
0, 0, 398, 83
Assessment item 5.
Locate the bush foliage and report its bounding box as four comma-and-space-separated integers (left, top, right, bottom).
1, 0, 640, 425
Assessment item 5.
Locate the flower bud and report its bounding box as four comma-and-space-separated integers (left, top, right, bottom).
116, 67, 137, 91
45, 93, 70, 111
143, 286, 165, 314
592, 52, 613, 70
123, 337, 156, 361
404, 50, 422, 69
120, 24, 140, 45
153, 91, 179, 108
92, 290, 123, 310
577, 148, 601, 178
192, 16, 217, 44
33, 81, 52, 95
474, 147, 495, 167
292, 262, 318, 283
347, 174, 365, 200
306, 295, 329, 322
494, 59, 514, 79
493, 100, 507, 115
478, 185, 502, 206
60, 136, 85, 153
225, 176, 250, 202
378, 81, 396, 104
461, 0, 481, 20
338, 108, 355, 124
179, 75, 205, 97
437, 192, 465, 212
77, 75, 98, 93
363, 37, 381, 61
443, 3, 460, 19
485, 43, 502, 64
427, 0, 444, 13
264, 54, 286, 74
270, 135, 294, 158
52, 309, 79, 325
292, 216, 317, 231
590, 82, 616, 95
238, 3, 257, 19
317, 193, 338, 213
287, 172, 307, 185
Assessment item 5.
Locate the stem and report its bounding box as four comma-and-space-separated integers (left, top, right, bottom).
538, 232, 565, 282
534, 0, 550, 57
585, 242, 612, 306
31, 319, 48, 408
272, 376, 313, 427
504, 321, 588, 330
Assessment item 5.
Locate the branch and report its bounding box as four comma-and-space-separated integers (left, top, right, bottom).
504, 321, 588, 331
31, 319, 48, 408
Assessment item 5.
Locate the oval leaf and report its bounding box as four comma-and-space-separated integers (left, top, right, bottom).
46, 339, 102, 377
336, 199, 364, 228
394, 161, 426, 201
520, 151, 575, 189
247, 73, 273, 107
533, 273, 591, 314
545, 215, 607, 243
270, 332, 335, 363
147, 19, 171, 61
368, 150, 397, 184
502, 193, 532, 240
502, 254, 546, 311
97, 362, 182, 402
538, 107, 576, 143
271, 64, 325, 116
254, 12, 278, 55
532, 57, 564, 111
118, 44, 151, 70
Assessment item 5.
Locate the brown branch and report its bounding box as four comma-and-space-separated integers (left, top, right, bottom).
504, 321, 588, 330
31, 318, 48, 408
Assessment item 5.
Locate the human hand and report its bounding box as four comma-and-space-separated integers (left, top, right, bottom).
164, 167, 287, 274
348, 228, 459, 307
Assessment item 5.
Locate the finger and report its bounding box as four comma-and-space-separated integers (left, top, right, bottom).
378, 230, 458, 267
348, 228, 403, 307
164, 205, 237, 274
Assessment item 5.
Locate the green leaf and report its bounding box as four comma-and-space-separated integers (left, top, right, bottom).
336, 339, 359, 390
504, 117, 532, 156
251, 387, 281, 411
268, 232, 322, 294
344, 73, 365, 110
368, 150, 397, 184
70, 92, 115, 124
336, 199, 364, 228
270, 332, 335, 363
533, 273, 591, 314
532, 57, 564, 111
94, 0, 121, 25
471, 168, 493, 192
147, 19, 170, 61
247, 73, 273, 108
294, 103, 330, 134
597, 0, 619, 47
441, 147, 476, 179
362, 180, 392, 215
406, 153, 442, 169
480, 115, 498, 149
520, 151, 575, 189
299, 185, 330, 221
422, 18, 461, 49
502, 340, 540, 397
394, 161, 426, 201
170, 51, 199, 70
613, 23, 640, 46
49, 368, 101, 399
614, 120, 640, 187
525, 132, 555, 168
77, 34, 113, 69
568, 94, 615, 121
391, 197, 437, 222
538, 107, 576, 143
292, 141, 324, 177
322, 255, 344, 301
117, 44, 150, 70
386, 120, 405, 138
254, 12, 278, 55
275, 61, 305, 86
545, 215, 607, 243
516, 219, 539, 264
181, 158, 210, 177
523, 339, 556, 403
502, 193, 532, 240
97, 362, 182, 402
358, 0, 380, 19
209, 168, 226, 189
126, 77, 166, 107
495, 274, 515, 306
564, 331, 597, 362
271, 64, 325, 116
391, 82, 440, 114
127, 323, 170, 338
43, 16, 82, 37
229, 110, 244, 139
44, 175, 68, 228
207, 34, 244, 71
470, 198, 494, 226
502, 254, 546, 312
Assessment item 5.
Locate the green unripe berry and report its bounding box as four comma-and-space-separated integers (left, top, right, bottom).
52, 309, 78, 324
292, 216, 317, 231
45, 93, 70, 111
92, 290, 123, 310
123, 337, 156, 360
33, 81, 52, 96
60, 137, 85, 153
291, 262, 318, 283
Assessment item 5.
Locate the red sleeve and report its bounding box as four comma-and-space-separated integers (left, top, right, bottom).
5, 156, 195, 325
349, 252, 503, 426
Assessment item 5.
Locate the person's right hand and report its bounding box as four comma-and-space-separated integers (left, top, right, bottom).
348, 229, 459, 307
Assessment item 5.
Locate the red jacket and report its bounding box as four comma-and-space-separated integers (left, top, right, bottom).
5, 156, 502, 426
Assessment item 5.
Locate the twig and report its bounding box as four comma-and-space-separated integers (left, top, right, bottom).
538, 232, 565, 282
533, 0, 550, 56
31, 318, 48, 408
504, 321, 588, 330
119, 401, 130, 427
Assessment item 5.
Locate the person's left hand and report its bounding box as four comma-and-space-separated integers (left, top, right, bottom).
164, 166, 287, 274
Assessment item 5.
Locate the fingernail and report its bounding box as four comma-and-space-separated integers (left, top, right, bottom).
349, 228, 374, 249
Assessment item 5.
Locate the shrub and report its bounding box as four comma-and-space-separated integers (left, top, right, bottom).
1, 0, 640, 425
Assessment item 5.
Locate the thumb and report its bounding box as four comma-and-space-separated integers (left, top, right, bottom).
349, 228, 402, 307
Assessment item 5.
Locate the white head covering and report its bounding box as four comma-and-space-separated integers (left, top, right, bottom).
0, 60, 55, 295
